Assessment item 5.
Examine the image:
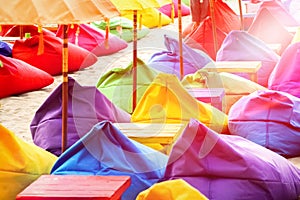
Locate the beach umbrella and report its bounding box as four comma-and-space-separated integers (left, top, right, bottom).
0, 0, 120, 153
110, 0, 171, 111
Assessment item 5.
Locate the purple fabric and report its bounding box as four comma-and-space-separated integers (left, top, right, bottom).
269, 42, 300, 98
216, 30, 280, 87
163, 119, 300, 199
30, 77, 131, 156
147, 35, 212, 79
0, 41, 12, 57
228, 90, 300, 158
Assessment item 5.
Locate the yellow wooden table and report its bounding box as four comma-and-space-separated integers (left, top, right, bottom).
114, 123, 186, 154
204, 61, 262, 83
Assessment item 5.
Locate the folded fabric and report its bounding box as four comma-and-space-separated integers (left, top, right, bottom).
0, 54, 54, 99
228, 90, 300, 158
31, 77, 131, 156
131, 73, 228, 134
51, 121, 168, 200
163, 119, 300, 199
12, 34, 98, 75
56, 24, 128, 56
216, 30, 280, 87
268, 42, 300, 98
0, 124, 57, 200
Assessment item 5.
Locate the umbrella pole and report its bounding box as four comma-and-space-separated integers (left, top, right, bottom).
209, 0, 218, 56
178, 0, 184, 80
238, 0, 244, 30
62, 24, 68, 153
132, 10, 138, 112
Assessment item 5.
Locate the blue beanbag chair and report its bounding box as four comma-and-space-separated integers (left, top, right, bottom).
30, 77, 131, 156
228, 90, 300, 158
0, 41, 12, 57
163, 119, 300, 199
51, 121, 168, 200
216, 30, 280, 87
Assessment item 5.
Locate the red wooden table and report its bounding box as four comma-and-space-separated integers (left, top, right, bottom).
16, 175, 131, 200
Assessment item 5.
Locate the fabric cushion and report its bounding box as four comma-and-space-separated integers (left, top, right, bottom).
0, 55, 54, 99
56, 24, 128, 56
158, 0, 190, 18
147, 34, 213, 79
163, 118, 300, 199
268, 42, 300, 98
228, 90, 300, 158
51, 121, 168, 200
30, 77, 131, 156
131, 73, 228, 134
97, 58, 159, 114
0, 41, 12, 57
216, 30, 280, 87
12, 35, 98, 75
0, 124, 57, 200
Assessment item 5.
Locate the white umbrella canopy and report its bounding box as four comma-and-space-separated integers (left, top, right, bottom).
0, 0, 120, 153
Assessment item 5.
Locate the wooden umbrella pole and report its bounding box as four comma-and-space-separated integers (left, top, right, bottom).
62, 24, 68, 153
132, 10, 138, 113
178, 0, 184, 80
209, 0, 218, 56
238, 0, 244, 30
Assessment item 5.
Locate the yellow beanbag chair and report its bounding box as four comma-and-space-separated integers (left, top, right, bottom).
121, 8, 172, 28
182, 69, 267, 114
131, 73, 228, 134
0, 124, 57, 200
136, 179, 208, 200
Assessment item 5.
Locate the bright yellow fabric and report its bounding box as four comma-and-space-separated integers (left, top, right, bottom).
136, 179, 208, 200
182, 70, 267, 114
291, 27, 300, 44
131, 73, 228, 134
110, 0, 171, 11
0, 124, 57, 200
121, 9, 172, 28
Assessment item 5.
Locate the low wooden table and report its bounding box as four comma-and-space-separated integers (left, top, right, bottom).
114, 123, 186, 154
16, 175, 131, 200
204, 61, 262, 83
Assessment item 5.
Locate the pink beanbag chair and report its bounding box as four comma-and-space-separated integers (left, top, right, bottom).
0, 54, 54, 98
12, 35, 98, 75
56, 24, 128, 56
158, 0, 190, 18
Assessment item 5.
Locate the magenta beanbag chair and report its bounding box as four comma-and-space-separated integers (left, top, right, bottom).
56, 24, 128, 56
158, 0, 190, 18
12, 35, 98, 75
163, 119, 300, 199
0, 55, 54, 98
268, 42, 300, 98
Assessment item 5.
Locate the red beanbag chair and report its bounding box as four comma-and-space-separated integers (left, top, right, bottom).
158, 0, 190, 18
0, 55, 54, 98
12, 35, 98, 75
56, 24, 128, 56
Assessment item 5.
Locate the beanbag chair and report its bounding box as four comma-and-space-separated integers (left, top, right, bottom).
97, 58, 159, 114
0, 41, 12, 57
184, 17, 227, 60
51, 121, 168, 200
228, 90, 300, 158
121, 8, 172, 28
2, 25, 55, 37
12, 34, 98, 75
91, 17, 150, 42
248, 8, 294, 55
0, 124, 57, 200
163, 119, 300, 199
181, 69, 267, 114
30, 77, 131, 156
216, 30, 280, 87
56, 24, 128, 56
158, 0, 190, 18
147, 34, 213, 79
136, 179, 208, 200
0, 55, 54, 99
268, 42, 300, 98
131, 73, 228, 134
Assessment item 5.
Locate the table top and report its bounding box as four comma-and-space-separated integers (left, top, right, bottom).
186, 88, 225, 99
205, 61, 262, 73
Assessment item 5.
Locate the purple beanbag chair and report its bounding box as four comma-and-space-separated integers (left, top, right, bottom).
158, 0, 190, 18
0, 41, 12, 57
163, 119, 300, 199
56, 24, 128, 56
30, 77, 131, 156
216, 30, 280, 87
228, 90, 300, 158
268, 42, 300, 98
147, 34, 213, 79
